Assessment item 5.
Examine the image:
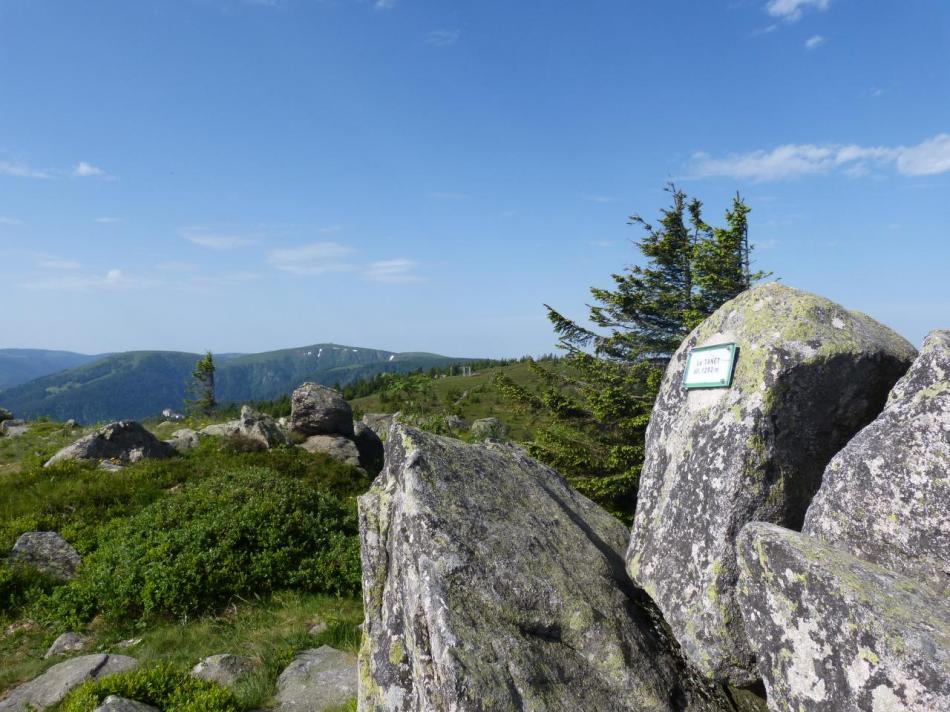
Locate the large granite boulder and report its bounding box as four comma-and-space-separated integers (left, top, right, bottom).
358, 425, 734, 712
361, 413, 396, 440
0, 654, 138, 712
10, 531, 81, 580
299, 434, 362, 469
736, 522, 950, 712
803, 329, 950, 591
44, 421, 176, 468
291, 383, 354, 437
274, 646, 357, 711
626, 283, 916, 685
353, 422, 384, 475
239, 405, 287, 449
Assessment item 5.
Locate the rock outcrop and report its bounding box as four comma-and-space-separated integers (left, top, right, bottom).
190, 653, 256, 688
274, 646, 358, 711
238, 405, 287, 449
44, 631, 91, 658
0, 654, 138, 712
736, 522, 950, 712
198, 421, 241, 438
291, 383, 354, 437
361, 413, 396, 440
92, 697, 157, 712
626, 283, 916, 685
165, 428, 200, 453
358, 425, 734, 711
299, 434, 362, 469
0, 419, 29, 437
44, 421, 176, 468
10, 531, 82, 580
802, 329, 950, 591
353, 422, 384, 474
469, 416, 507, 441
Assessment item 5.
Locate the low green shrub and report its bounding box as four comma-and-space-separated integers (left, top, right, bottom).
60, 663, 240, 712
0, 563, 59, 618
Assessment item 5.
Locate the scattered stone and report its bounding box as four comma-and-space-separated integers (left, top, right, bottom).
92, 696, 158, 712
98, 461, 125, 472
165, 428, 200, 453
0, 654, 138, 712
0, 407, 12, 422
736, 522, 950, 712
44, 421, 176, 468
469, 416, 507, 440
626, 283, 917, 685
273, 646, 357, 712
44, 631, 91, 659
298, 435, 362, 469
360, 413, 395, 440
358, 425, 733, 711
291, 383, 354, 437
115, 638, 142, 649
443, 414, 468, 430
198, 421, 241, 438
239, 405, 287, 449
353, 422, 384, 474
10, 532, 81, 580
190, 653, 256, 688
0, 419, 29, 437
307, 617, 328, 637
803, 329, 950, 591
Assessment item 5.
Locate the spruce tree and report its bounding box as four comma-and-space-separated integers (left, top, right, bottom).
186, 351, 217, 416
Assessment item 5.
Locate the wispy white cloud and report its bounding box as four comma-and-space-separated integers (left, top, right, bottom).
426, 29, 460, 47
267, 242, 356, 275
766, 0, 830, 23
428, 191, 470, 200
374, 0, 395, 9
73, 161, 109, 178
0, 160, 51, 179
182, 229, 256, 250
364, 258, 423, 283
23, 268, 156, 291
95, 216, 123, 224
38, 259, 82, 270
689, 134, 950, 182
804, 34, 825, 49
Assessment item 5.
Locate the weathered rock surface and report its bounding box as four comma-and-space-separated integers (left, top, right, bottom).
10, 531, 81, 580
353, 422, 384, 474
299, 434, 362, 469
469, 416, 507, 440
190, 653, 256, 688
626, 283, 917, 685
803, 328, 950, 591
0, 419, 29, 437
361, 413, 396, 440
239, 405, 287, 449
198, 421, 241, 438
0, 654, 138, 712
736, 522, 950, 712
44, 421, 176, 468
165, 428, 200, 453
358, 425, 734, 712
291, 383, 354, 437
443, 414, 468, 431
44, 631, 91, 658
92, 696, 158, 712
274, 646, 357, 711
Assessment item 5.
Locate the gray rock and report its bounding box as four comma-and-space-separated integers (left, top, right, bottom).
298, 434, 362, 469
44, 631, 91, 658
0, 654, 138, 712
736, 522, 950, 712
239, 406, 287, 449
198, 421, 241, 438
469, 416, 507, 441
626, 283, 917, 685
165, 428, 200, 453
44, 421, 176, 468
0, 419, 28, 437
361, 413, 396, 440
358, 425, 734, 712
274, 646, 357, 712
92, 696, 158, 712
0, 407, 12, 422
64, 419, 77, 428
98, 461, 125, 472
190, 653, 256, 688
803, 329, 950, 591
353, 422, 384, 475
443, 414, 468, 431
10, 532, 81, 580
291, 383, 354, 437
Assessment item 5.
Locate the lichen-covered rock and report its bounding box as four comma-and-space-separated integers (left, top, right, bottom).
239, 405, 287, 449
299, 434, 362, 469
361, 413, 396, 440
469, 416, 507, 441
190, 653, 256, 688
0, 654, 138, 712
626, 283, 916, 685
44, 631, 91, 658
165, 428, 200, 453
803, 329, 950, 591
92, 696, 158, 712
198, 421, 241, 438
10, 531, 82, 580
274, 646, 357, 711
291, 383, 354, 437
358, 425, 734, 712
44, 421, 176, 468
736, 522, 950, 712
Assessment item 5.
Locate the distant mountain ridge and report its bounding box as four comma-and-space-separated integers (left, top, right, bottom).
0, 343, 471, 423
0, 349, 107, 390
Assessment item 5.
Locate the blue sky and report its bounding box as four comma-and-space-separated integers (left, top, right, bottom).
1, 0, 947, 358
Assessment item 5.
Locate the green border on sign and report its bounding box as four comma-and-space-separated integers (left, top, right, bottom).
682, 342, 738, 390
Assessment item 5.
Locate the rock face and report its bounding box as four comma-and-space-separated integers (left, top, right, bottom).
165, 428, 200, 453
736, 522, 950, 712
358, 425, 733, 712
93, 697, 158, 712
361, 413, 396, 440
626, 283, 917, 685
44, 421, 176, 468
10, 531, 81, 580
190, 653, 255, 688
469, 416, 507, 441
299, 434, 362, 469
353, 422, 384, 474
239, 405, 287, 449
0, 419, 29, 437
803, 329, 950, 591
274, 646, 358, 711
44, 631, 91, 658
199, 421, 241, 438
291, 383, 354, 437
0, 654, 138, 712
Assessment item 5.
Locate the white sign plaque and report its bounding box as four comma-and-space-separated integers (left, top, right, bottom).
682, 343, 737, 389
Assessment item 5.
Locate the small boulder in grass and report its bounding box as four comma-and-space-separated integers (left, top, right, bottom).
44, 631, 91, 658
191, 653, 257, 688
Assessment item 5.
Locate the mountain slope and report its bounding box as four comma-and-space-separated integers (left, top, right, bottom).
0, 349, 105, 390
0, 344, 470, 423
